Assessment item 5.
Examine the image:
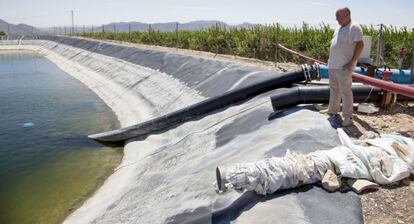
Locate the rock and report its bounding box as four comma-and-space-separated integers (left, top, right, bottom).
401, 178, 411, 186
363, 131, 379, 139
347, 179, 379, 194
321, 170, 341, 192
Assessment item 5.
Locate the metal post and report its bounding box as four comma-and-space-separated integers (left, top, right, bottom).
128, 23, 131, 40
175, 22, 179, 47
410, 53, 414, 84
275, 22, 280, 65
71, 10, 75, 35
375, 24, 384, 66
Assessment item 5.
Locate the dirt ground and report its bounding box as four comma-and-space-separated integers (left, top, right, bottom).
80, 37, 414, 223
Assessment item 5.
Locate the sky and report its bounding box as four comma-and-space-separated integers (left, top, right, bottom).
1, 0, 413, 28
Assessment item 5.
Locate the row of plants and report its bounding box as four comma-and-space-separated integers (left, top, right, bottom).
80, 23, 414, 68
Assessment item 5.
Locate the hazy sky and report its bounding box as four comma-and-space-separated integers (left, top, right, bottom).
1, 0, 413, 28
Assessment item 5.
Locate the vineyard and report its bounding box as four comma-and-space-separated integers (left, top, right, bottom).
81, 23, 414, 68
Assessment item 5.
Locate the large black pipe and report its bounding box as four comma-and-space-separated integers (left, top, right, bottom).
271, 85, 383, 112
89, 64, 320, 146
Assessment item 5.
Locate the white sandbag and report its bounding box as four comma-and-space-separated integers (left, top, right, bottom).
337, 128, 411, 184
323, 146, 371, 180
368, 135, 414, 173
222, 150, 331, 195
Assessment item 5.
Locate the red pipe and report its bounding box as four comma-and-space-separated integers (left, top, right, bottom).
277, 43, 414, 99
277, 43, 326, 65
351, 73, 414, 98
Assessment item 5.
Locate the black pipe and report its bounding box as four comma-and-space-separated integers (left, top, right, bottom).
270, 85, 383, 112
89, 64, 320, 146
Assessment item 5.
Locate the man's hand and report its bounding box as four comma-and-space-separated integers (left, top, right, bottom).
343, 40, 364, 71
343, 61, 355, 71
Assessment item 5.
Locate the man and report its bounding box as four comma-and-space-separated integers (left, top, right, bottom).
325, 7, 364, 127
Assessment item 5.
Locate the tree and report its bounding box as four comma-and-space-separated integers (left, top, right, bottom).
0, 31, 5, 36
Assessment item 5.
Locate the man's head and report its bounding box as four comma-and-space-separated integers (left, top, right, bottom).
336, 7, 351, 27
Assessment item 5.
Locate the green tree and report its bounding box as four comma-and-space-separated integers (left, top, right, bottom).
80, 23, 414, 68
0, 31, 6, 36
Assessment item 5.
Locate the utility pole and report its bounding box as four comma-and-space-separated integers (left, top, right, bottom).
113, 23, 116, 33
71, 10, 75, 35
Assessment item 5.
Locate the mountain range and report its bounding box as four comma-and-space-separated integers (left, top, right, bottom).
99, 20, 257, 32
0, 19, 258, 35
45, 20, 259, 34
0, 19, 37, 35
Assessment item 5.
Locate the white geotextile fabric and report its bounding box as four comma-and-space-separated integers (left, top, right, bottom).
222, 129, 414, 195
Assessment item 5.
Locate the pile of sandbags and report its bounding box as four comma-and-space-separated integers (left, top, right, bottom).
215, 129, 414, 195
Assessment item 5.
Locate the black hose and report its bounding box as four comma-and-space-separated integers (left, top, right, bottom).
270, 85, 383, 112
89, 64, 321, 146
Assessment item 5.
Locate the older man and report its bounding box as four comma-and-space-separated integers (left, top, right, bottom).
325, 7, 364, 126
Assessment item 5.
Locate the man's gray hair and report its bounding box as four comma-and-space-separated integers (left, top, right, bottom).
339, 7, 351, 16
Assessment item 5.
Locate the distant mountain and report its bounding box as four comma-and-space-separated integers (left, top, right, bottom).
85, 20, 258, 33
0, 19, 37, 35
0, 20, 259, 35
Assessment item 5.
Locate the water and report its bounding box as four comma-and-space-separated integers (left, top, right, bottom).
0, 50, 122, 224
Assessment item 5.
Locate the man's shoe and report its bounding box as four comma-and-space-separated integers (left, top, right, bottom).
319, 109, 338, 116
341, 118, 354, 127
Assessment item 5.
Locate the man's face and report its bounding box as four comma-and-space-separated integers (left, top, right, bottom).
336, 10, 350, 26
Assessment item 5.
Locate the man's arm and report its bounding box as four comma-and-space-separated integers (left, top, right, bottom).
344, 40, 364, 71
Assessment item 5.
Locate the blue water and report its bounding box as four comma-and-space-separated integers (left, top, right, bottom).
0, 50, 122, 224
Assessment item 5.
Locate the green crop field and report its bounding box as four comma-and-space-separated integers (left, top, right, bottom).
81, 23, 414, 68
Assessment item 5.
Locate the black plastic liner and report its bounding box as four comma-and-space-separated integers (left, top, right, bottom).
89, 65, 320, 146
270, 85, 383, 112
40, 35, 288, 97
